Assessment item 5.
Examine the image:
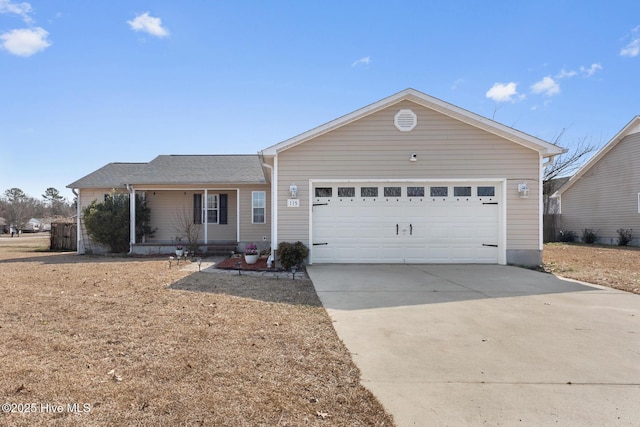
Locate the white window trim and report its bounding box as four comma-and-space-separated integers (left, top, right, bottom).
638, 193, 640, 214
252, 191, 266, 224
206, 194, 219, 224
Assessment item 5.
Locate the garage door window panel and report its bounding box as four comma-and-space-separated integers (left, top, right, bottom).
361, 187, 378, 197
407, 186, 425, 197
477, 186, 495, 197
315, 187, 332, 198
384, 187, 401, 197
430, 186, 448, 197
454, 186, 472, 197
338, 187, 355, 197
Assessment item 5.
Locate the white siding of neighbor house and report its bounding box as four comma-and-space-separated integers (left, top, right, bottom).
275, 100, 541, 252
77, 184, 270, 247
561, 132, 640, 244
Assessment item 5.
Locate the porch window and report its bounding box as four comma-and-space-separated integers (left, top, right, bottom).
252, 191, 266, 224
207, 194, 219, 224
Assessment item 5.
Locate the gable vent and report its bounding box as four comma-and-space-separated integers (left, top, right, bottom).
394, 109, 417, 132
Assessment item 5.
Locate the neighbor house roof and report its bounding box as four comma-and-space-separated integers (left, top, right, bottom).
260, 88, 566, 158
67, 155, 266, 189
554, 115, 640, 197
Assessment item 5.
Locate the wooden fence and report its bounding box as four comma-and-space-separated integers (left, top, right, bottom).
543, 214, 561, 243
50, 222, 77, 251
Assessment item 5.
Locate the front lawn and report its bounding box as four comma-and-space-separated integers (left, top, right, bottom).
543, 242, 640, 294
0, 235, 393, 426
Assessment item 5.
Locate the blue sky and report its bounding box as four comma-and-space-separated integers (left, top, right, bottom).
1, 1, 638, 201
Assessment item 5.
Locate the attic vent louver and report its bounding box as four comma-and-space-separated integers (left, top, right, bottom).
394, 109, 417, 132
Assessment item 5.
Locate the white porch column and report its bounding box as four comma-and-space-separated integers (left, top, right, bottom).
75, 189, 84, 254
236, 189, 240, 243
129, 187, 136, 250
272, 156, 278, 250
204, 189, 208, 244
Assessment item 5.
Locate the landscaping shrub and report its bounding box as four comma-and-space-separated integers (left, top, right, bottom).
581, 228, 599, 244
83, 192, 155, 253
617, 228, 633, 246
277, 241, 309, 270
558, 230, 578, 243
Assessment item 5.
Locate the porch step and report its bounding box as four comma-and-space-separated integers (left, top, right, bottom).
204, 243, 237, 256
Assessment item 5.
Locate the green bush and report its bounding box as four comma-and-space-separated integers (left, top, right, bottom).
581, 228, 599, 244
617, 228, 633, 246
277, 241, 309, 270
558, 230, 577, 243
83, 191, 155, 253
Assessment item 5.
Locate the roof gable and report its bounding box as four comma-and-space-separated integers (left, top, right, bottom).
555, 115, 640, 197
260, 88, 565, 158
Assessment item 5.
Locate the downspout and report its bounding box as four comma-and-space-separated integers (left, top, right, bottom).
126, 184, 135, 255
261, 156, 276, 267
71, 188, 84, 254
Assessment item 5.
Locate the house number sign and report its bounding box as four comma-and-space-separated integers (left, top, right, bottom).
287, 199, 300, 208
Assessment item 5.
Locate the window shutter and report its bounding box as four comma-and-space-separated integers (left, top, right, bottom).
193, 194, 202, 224
219, 194, 228, 224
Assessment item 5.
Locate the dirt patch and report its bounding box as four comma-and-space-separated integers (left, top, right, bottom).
543, 243, 640, 294
0, 235, 394, 426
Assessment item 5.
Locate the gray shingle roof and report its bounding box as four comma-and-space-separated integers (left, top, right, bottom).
67, 155, 266, 188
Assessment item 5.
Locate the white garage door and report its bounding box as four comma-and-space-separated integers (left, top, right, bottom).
311, 182, 501, 264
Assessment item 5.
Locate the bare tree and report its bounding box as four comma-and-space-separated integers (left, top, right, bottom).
173, 204, 202, 254
543, 131, 599, 214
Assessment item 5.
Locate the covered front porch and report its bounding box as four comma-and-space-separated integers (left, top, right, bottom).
127, 186, 270, 256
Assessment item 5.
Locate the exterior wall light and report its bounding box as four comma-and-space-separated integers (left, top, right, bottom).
518, 182, 529, 198
409, 153, 417, 162
289, 183, 298, 198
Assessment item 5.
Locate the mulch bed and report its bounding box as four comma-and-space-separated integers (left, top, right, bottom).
216, 256, 275, 271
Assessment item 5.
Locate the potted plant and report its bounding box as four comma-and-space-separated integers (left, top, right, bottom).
175, 238, 184, 257
244, 243, 259, 265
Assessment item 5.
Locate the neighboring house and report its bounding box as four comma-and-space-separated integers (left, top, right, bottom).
22, 218, 42, 233
554, 116, 640, 245
68, 88, 565, 266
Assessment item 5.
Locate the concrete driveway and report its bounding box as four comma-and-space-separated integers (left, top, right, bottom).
307, 264, 640, 426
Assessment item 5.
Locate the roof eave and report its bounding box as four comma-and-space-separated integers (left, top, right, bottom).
556, 115, 640, 196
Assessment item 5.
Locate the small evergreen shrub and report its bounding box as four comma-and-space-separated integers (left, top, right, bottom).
277, 241, 309, 270
616, 228, 633, 246
581, 228, 599, 244
558, 230, 577, 243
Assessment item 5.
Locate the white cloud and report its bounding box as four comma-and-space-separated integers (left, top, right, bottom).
620, 26, 640, 57
621, 38, 640, 57
0, 27, 51, 56
555, 68, 577, 79
580, 63, 602, 77
531, 76, 560, 97
127, 12, 169, 38
351, 56, 370, 68
0, 0, 33, 23
485, 82, 520, 102
450, 78, 464, 90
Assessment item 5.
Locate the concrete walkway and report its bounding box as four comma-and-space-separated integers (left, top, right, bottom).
307, 264, 640, 426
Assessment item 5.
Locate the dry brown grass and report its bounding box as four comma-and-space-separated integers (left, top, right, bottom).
0, 234, 394, 426
543, 242, 640, 294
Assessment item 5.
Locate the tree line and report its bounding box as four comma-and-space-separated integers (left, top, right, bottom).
0, 187, 76, 233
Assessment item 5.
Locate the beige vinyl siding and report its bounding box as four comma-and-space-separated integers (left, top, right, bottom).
277, 100, 541, 250
238, 186, 271, 243
561, 132, 640, 243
